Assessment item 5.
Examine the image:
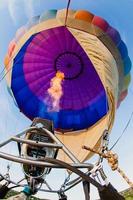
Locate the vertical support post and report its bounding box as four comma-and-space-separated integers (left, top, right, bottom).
83, 180, 90, 200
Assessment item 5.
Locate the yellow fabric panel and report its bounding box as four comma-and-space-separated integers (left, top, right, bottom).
98, 33, 124, 93
75, 10, 94, 23
123, 74, 131, 91
57, 9, 76, 20
69, 27, 119, 105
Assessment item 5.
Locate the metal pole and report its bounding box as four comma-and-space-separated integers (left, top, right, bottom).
0, 127, 38, 148
83, 180, 90, 200
0, 151, 93, 169
11, 136, 63, 149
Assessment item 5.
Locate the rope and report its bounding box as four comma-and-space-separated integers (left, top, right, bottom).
83, 145, 133, 189
65, 0, 71, 26
117, 168, 133, 189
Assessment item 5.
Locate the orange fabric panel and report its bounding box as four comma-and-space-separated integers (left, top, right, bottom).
8, 40, 16, 57
75, 10, 94, 23
4, 54, 10, 70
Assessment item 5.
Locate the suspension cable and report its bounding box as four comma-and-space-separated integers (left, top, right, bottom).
65, 0, 71, 26
110, 111, 133, 150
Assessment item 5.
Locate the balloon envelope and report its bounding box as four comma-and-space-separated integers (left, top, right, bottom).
5, 9, 131, 162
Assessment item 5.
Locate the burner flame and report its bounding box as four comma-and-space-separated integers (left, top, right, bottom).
47, 71, 64, 112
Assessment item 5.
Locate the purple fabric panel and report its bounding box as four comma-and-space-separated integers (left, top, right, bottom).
23, 26, 105, 110
106, 26, 121, 45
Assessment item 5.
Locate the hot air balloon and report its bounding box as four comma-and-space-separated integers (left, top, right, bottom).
1, 8, 132, 200
4, 9, 131, 163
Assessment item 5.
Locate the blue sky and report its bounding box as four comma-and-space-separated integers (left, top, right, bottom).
0, 0, 133, 199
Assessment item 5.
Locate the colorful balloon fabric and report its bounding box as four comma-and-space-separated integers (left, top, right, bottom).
4, 9, 131, 131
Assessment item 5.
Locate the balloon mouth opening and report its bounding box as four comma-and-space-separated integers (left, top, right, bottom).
54, 51, 84, 80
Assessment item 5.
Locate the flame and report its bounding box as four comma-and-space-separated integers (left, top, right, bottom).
47, 71, 64, 112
